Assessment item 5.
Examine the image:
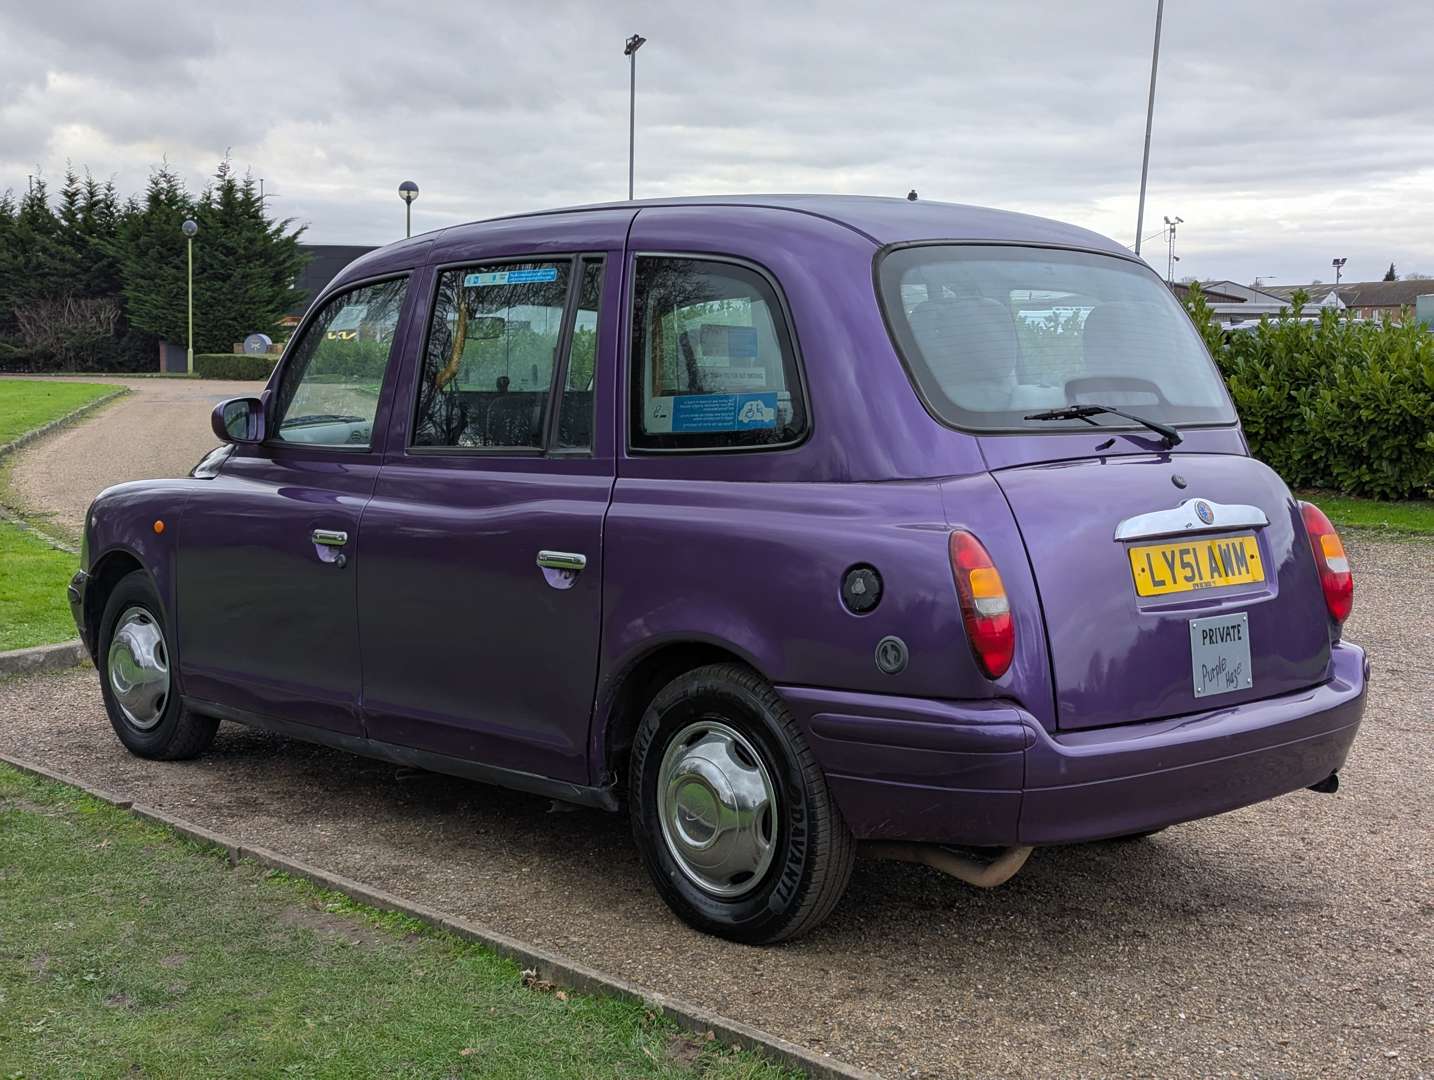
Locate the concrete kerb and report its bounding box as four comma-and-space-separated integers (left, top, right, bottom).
0, 386, 131, 461
0, 641, 89, 679
0, 750, 884, 1080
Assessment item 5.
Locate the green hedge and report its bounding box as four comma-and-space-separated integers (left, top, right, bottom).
193, 353, 278, 380
1185, 286, 1434, 500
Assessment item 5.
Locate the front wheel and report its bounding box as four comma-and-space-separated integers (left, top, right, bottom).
98, 571, 217, 761
629, 663, 854, 944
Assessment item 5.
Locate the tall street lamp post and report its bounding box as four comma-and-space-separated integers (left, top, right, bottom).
1332, 257, 1347, 287
399, 180, 419, 238
625, 33, 647, 201
181, 218, 198, 374
1133, 0, 1165, 256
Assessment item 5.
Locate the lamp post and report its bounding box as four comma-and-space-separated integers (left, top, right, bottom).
1133, 0, 1165, 255
399, 180, 419, 238
1332, 257, 1347, 287
1163, 215, 1183, 284
181, 218, 198, 374
624, 33, 647, 201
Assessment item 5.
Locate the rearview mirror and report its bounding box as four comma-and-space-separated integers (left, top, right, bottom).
211, 396, 265, 444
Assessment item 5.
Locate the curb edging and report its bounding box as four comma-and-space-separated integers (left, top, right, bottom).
0, 386, 131, 461
0, 750, 884, 1080
0, 640, 88, 678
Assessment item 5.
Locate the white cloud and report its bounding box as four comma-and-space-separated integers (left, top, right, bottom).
2, 0, 1430, 286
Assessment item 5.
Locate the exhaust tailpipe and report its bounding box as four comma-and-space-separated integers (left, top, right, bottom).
863, 842, 1033, 888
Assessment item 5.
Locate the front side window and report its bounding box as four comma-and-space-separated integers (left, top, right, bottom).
879, 245, 1236, 433
271, 277, 409, 448
630, 256, 807, 451
414, 260, 574, 449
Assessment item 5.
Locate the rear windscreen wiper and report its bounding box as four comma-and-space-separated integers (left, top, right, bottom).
1024, 404, 1182, 448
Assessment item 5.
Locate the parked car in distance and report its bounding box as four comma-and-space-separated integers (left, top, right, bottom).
71, 196, 1367, 943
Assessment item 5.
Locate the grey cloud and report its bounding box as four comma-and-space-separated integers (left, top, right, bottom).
0, 0, 1430, 286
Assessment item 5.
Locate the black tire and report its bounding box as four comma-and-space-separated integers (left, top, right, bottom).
629, 663, 854, 944
97, 571, 217, 761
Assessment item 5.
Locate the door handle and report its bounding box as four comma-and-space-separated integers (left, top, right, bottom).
536, 550, 587, 572
312, 529, 349, 547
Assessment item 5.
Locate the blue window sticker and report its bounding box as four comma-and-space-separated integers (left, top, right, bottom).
670, 392, 778, 433
464, 267, 559, 288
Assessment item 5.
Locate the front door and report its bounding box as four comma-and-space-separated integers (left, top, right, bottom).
177, 275, 414, 736
358, 233, 621, 784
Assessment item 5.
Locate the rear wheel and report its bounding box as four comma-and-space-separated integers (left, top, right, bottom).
629, 663, 854, 944
98, 572, 217, 760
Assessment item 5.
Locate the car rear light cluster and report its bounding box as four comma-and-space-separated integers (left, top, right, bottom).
1299, 501, 1353, 625
949, 530, 1015, 679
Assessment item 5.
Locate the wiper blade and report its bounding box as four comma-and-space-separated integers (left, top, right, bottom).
1024, 403, 1182, 447
281, 414, 366, 427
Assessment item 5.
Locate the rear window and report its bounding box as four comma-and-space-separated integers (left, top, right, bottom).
878, 245, 1236, 433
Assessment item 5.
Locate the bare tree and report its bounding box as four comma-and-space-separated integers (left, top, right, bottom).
14, 296, 119, 372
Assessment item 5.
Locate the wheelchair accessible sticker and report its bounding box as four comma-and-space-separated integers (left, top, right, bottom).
463, 268, 558, 287
671, 392, 779, 432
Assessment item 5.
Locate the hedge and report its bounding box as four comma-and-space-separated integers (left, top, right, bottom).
193, 353, 278, 380
1185, 286, 1434, 500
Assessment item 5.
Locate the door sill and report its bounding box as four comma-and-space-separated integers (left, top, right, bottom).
185, 696, 620, 812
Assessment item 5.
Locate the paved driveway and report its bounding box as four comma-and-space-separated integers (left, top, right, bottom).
8, 377, 264, 535
2, 533, 1429, 1079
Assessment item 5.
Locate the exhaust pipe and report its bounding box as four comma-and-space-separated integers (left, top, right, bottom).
863, 842, 1033, 888
1307, 772, 1339, 794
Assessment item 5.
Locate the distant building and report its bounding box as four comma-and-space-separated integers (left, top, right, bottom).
282, 244, 378, 327
1172, 280, 1299, 326
1261, 280, 1434, 323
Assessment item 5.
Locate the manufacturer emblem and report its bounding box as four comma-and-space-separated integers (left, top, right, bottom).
1195, 500, 1215, 525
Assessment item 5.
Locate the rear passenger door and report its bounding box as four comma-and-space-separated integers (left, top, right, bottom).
357, 216, 626, 785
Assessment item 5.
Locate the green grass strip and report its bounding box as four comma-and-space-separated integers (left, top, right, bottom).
0, 379, 118, 447
0, 518, 78, 651
0, 764, 798, 1080
1298, 490, 1434, 535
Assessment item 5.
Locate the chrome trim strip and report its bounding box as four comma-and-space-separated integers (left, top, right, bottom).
1114, 498, 1269, 541
536, 550, 587, 571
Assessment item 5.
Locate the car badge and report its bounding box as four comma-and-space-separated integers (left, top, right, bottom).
1194, 500, 1215, 525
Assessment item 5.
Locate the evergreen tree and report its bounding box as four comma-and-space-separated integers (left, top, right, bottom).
11, 178, 62, 308
190, 159, 307, 351
0, 190, 19, 339
112, 165, 196, 344
1383, 263, 1397, 281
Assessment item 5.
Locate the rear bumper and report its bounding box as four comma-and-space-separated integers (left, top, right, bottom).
780, 641, 1367, 846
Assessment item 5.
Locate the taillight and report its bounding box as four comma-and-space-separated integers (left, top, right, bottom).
949, 530, 1015, 679
1300, 501, 1353, 625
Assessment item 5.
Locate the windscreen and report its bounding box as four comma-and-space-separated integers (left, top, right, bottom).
878, 245, 1236, 432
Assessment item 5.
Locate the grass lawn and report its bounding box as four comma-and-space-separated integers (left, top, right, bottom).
0, 765, 795, 1080
0, 379, 119, 446
0, 519, 77, 651
1298, 491, 1434, 535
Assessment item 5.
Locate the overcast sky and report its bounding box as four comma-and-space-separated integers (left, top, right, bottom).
3, 1, 1431, 286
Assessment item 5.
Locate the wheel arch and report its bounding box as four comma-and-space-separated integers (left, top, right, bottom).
592, 637, 766, 791
85, 547, 152, 650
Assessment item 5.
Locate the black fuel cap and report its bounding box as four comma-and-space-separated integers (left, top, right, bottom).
842, 566, 882, 614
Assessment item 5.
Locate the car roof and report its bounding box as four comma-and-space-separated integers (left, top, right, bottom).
444, 194, 1128, 254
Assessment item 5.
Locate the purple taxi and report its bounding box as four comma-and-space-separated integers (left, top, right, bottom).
70, 196, 1366, 943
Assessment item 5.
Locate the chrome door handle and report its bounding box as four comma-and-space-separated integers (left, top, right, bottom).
536, 550, 587, 572
312, 529, 349, 547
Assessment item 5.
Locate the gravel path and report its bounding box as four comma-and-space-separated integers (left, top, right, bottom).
1, 533, 1428, 1078
6, 377, 264, 535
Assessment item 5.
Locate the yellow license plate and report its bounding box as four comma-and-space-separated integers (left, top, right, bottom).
1128, 534, 1265, 597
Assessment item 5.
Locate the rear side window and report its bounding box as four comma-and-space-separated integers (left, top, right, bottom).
630, 256, 807, 451
878, 245, 1236, 433
414, 260, 581, 450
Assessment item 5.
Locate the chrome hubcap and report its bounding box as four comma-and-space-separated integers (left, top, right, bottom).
657, 720, 778, 898
107, 606, 169, 731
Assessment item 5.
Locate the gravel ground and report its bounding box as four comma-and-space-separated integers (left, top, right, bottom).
6, 377, 264, 534
1, 531, 1428, 1079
